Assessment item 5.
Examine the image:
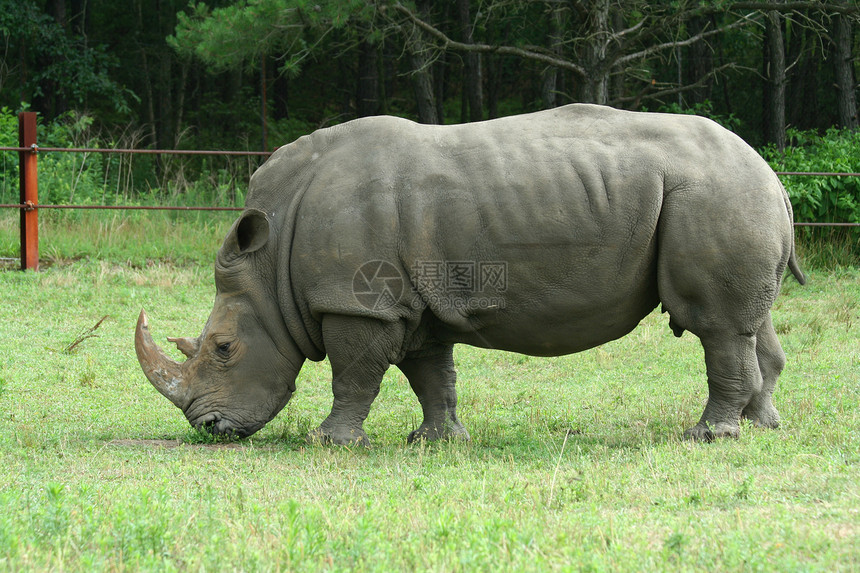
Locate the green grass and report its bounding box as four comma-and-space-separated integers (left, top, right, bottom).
793, 225, 859, 271
0, 212, 857, 571
0, 210, 237, 267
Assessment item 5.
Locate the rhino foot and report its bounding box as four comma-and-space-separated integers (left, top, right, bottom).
741, 402, 780, 429
306, 425, 371, 447
407, 421, 471, 444
683, 421, 740, 442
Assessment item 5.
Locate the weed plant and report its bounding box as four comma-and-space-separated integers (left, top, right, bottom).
0, 211, 857, 571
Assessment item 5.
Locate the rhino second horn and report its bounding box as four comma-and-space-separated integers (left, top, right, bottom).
167, 336, 199, 358
135, 309, 189, 410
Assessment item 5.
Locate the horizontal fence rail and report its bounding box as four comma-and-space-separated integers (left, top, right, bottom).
0, 204, 243, 211
0, 145, 272, 156
776, 171, 860, 177
2, 112, 858, 270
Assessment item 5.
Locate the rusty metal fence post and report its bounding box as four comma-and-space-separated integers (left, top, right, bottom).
18, 112, 38, 271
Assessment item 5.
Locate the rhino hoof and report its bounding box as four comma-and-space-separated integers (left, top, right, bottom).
741, 405, 780, 429
407, 423, 471, 444
683, 422, 740, 442
306, 426, 371, 447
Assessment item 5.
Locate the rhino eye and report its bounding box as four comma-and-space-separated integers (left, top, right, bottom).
217, 342, 232, 355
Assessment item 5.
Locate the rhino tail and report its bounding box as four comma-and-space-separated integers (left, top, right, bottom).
787, 245, 806, 285
778, 178, 807, 285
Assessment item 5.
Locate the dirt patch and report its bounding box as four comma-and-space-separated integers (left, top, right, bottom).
108, 438, 253, 450
0, 257, 64, 271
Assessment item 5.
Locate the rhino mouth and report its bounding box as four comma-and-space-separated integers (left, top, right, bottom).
192, 412, 262, 438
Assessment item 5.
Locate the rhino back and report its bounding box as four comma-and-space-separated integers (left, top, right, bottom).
264, 105, 777, 357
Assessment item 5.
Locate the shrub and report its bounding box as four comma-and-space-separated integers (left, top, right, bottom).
762, 128, 860, 225
38, 111, 108, 206
655, 100, 743, 134
0, 107, 107, 206
0, 106, 256, 209
0, 106, 21, 204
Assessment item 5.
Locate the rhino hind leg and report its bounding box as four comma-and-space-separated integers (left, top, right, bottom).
397, 345, 470, 443
307, 315, 404, 447
741, 312, 784, 429
683, 330, 762, 441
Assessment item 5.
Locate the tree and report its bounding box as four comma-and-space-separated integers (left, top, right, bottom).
402, 0, 440, 123
0, 0, 131, 117
833, 13, 858, 129
170, 1, 393, 125
2, 0, 857, 151
391, 0, 859, 147
392, 1, 749, 108
356, 37, 382, 117
763, 5, 787, 151
457, 0, 483, 121
541, 5, 565, 109
133, 0, 191, 150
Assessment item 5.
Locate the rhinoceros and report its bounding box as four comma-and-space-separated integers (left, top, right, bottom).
135, 103, 805, 445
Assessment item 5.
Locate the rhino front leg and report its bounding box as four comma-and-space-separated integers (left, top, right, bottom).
397, 345, 470, 443
307, 315, 403, 447
685, 331, 761, 441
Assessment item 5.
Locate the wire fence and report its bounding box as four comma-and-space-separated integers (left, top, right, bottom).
2, 145, 859, 217
2, 113, 859, 270
0, 143, 268, 213
0, 203, 243, 211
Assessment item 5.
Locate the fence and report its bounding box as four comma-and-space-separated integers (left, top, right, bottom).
2, 112, 271, 270
2, 112, 859, 271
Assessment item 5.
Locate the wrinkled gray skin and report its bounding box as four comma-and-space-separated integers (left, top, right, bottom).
136, 104, 805, 445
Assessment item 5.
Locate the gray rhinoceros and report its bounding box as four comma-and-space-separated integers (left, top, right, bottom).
135, 104, 805, 445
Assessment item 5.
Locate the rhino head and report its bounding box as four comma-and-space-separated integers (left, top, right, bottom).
135, 209, 306, 437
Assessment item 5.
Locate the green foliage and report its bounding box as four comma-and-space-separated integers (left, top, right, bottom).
170, 0, 378, 77
0, 106, 257, 209
37, 112, 108, 206
170, 1, 297, 72
0, 108, 107, 206
0, 0, 133, 115
0, 106, 16, 147
653, 100, 743, 134
762, 128, 860, 226
0, 106, 20, 202
0, 0, 856, 161
268, 115, 318, 144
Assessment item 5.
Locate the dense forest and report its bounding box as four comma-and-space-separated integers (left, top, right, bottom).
1, 0, 858, 151
1, 0, 859, 234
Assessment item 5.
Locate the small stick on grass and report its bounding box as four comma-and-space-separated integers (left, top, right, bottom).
63, 315, 109, 354
547, 429, 572, 508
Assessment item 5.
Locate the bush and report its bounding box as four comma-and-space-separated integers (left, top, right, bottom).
0, 107, 107, 206
0, 106, 21, 204
0, 106, 257, 209
655, 100, 743, 134
762, 128, 860, 225
38, 112, 109, 206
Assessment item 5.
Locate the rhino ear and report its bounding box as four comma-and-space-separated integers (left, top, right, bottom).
222, 208, 270, 261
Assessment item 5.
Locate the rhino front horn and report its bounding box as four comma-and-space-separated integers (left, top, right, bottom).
135, 309, 189, 410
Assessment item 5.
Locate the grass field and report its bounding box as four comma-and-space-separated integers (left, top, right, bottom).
0, 212, 858, 571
